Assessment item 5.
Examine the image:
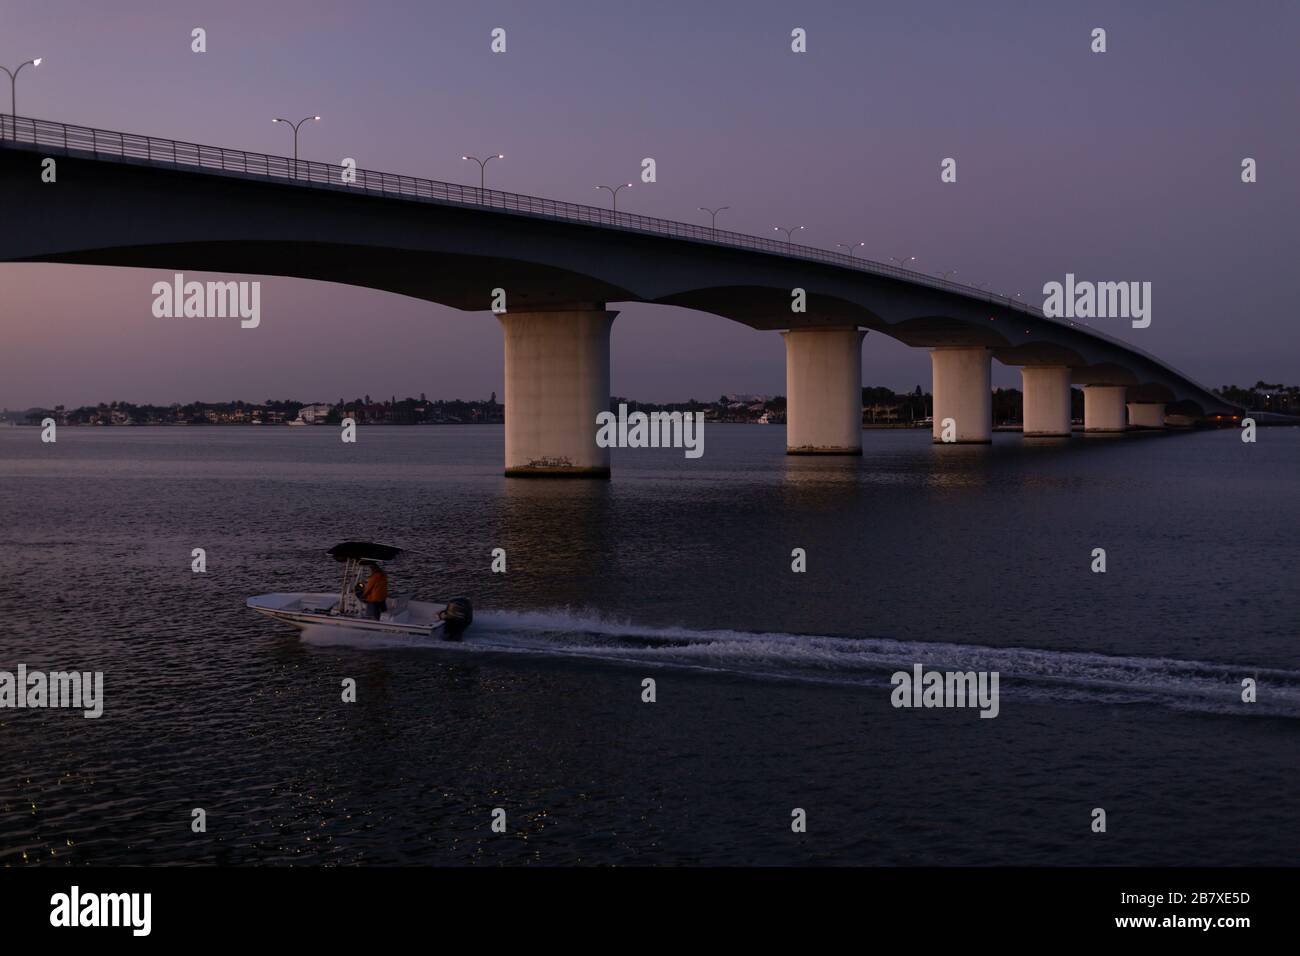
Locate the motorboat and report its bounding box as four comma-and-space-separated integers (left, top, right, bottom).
246, 541, 473, 640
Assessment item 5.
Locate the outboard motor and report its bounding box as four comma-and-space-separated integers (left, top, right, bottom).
441, 597, 473, 641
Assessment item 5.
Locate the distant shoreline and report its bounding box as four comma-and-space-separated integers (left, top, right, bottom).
1, 421, 503, 427
2, 420, 795, 427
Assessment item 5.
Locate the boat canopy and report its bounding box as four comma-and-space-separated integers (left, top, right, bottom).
327, 542, 403, 563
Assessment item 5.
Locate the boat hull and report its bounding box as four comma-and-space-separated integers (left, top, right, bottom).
246, 592, 450, 639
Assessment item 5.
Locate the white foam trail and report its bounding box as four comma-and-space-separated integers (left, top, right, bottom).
302, 608, 1300, 718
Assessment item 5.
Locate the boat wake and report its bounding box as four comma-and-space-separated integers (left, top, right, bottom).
300, 608, 1300, 718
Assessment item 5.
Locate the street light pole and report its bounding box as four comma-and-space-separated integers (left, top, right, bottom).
462, 153, 503, 191
272, 115, 320, 179
595, 183, 632, 216
774, 224, 805, 246
698, 205, 730, 231
936, 269, 958, 281
889, 254, 917, 270
837, 241, 865, 257
1, 57, 41, 138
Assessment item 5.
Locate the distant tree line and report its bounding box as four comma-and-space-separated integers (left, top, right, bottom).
1214, 382, 1299, 415
3, 394, 503, 426
6, 380, 1293, 427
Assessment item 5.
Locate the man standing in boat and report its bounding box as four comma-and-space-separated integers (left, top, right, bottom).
355, 562, 389, 619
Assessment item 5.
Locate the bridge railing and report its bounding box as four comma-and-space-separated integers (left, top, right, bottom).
2, 113, 1042, 304
0, 113, 1220, 399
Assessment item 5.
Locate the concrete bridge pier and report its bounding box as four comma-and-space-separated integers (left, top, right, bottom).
1083, 386, 1127, 432
1020, 366, 1073, 437
498, 307, 617, 477
931, 347, 991, 443
1127, 402, 1167, 430
782, 326, 865, 455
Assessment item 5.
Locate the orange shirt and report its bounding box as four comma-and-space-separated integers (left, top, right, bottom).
361, 570, 388, 602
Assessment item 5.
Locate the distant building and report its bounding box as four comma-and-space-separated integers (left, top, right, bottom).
298, 403, 332, 423
864, 403, 903, 422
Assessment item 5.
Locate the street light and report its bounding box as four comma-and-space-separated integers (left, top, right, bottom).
936, 269, 958, 281
837, 241, 866, 257
698, 205, 730, 230
462, 153, 503, 191
595, 183, 632, 215
1, 57, 42, 137
774, 224, 805, 244
889, 254, 917, 270
272, 115, 320, 179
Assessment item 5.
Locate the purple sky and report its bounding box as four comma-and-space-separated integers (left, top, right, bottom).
3, 0, 1297, 408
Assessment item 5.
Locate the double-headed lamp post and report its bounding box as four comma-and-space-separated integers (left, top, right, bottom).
1, 57, 42, 135
462, 153, 503, 191
698, 205, 730, 231
595, 182, 632, 215
936, 269, 958, 281
774, 224, 805, 245
889, 254, 917, 270
837, 241, 866, 257
272, 115, 320, 178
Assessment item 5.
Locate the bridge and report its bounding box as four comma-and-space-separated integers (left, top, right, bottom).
0, 115, 1239, 476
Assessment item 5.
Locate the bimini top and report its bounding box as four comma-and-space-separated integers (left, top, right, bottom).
327, 542, 403, 563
